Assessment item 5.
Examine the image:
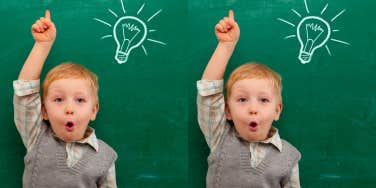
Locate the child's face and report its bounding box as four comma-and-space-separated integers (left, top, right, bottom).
226, 78, 282, 142
42, 78, 99, 142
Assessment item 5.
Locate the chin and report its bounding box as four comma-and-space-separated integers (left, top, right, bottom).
244, 137, 261, 142
244, 133, 268, 142
59, 136, 74, 142
59, 134, 82, 142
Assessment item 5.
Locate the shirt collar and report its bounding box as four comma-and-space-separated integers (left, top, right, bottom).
260, 126, 283, 152
76, 127, 99, 152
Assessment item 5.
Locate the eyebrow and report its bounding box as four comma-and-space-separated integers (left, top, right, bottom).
47, 90, 63, 95
48, 90, 89, 96
258, 91, 272, 96
233, 88, 272, 95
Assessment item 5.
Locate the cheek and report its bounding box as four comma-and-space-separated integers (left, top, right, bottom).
81, 106, 97, 119
44, 102, 58, 111
260, 107, 276, 119
43, 104, 56, 118
273, 103, 282, 117
226, 104, 240, 119
268, 108, 280, 120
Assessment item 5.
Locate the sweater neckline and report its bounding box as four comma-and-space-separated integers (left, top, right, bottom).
239, 142, 280, 176
55, 140, 94, 174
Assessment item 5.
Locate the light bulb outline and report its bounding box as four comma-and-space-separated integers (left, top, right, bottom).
277, 0, 350, 65
94, 1, 167, 64
296, 16, 331, 64
113, 16, 147, 64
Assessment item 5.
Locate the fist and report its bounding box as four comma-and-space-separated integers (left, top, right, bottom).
215, 10, 240, 43
31, 10, 56, 43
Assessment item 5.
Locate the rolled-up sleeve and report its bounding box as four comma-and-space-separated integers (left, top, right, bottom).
98, 164, 117, 188
196, 80, 227, 151
283, 164, 301, 188
13, 80, 43, 151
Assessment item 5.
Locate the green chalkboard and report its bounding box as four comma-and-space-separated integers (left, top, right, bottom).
188, 1, 376, 188
1, 0, 188, 187
1, 0, 376, 187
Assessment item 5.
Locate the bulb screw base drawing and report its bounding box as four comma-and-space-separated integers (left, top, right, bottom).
115, 50, 129, 64
298, 50, 312, 64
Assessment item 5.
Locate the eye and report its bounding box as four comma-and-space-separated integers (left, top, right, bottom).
54, 98, 63, 102
237, 97, 247, 103
76, 98, 86, 103
260, 98, 270, 103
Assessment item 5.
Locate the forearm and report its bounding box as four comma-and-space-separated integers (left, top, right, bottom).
202, 42, 236, 80
18, 42, 53, 80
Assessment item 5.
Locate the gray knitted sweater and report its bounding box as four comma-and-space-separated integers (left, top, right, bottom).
23, 124, 117, 188
207, 125, 301, 188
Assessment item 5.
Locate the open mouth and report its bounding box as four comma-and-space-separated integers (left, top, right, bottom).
249, 121, 258, 127
65, 121, 75, 131
67, 122, 74, 127
248, 121, 258, 131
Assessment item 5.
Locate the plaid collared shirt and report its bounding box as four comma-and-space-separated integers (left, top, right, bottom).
197, 79, 300, 188
13, 79, 117, 188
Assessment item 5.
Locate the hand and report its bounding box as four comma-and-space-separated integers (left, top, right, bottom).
31, 10, 56, 43
214, 10, 240, 43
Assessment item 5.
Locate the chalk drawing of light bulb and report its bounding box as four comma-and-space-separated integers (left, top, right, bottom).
94, 0, 166, 64
114, 17, 147, 64
297, 16, 330, 64
278, 0, 350, 64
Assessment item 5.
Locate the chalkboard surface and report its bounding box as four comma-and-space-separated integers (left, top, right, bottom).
1, 0, 375, 187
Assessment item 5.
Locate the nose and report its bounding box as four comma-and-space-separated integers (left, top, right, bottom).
249, 109, 257, 115
66, 110, 74, 115
65, 103, 74, 115
248, 102, 258, 115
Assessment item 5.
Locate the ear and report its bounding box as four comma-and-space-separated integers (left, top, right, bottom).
225, 103, 232, 120
90, 103, 99, 121
41, 104, 49, 120
274, 102, 283, 121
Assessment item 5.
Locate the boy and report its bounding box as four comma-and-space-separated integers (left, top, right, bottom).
197, 10, 301, 187
13, 10, 117, 187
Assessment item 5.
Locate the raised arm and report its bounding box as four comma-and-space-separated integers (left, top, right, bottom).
197, 10, 240, 151
13, 10, 56, 150
201, 10, 240, 80
18, 10, 56, 80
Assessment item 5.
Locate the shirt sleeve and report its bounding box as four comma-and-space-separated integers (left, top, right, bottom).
98, 163, 117, 188
13, 80, 44, 151
196, 80, 227, 152
283, 164, 301, 188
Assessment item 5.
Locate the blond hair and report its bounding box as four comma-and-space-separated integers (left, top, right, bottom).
42, 63, 99, 103
226, 62, 282, 101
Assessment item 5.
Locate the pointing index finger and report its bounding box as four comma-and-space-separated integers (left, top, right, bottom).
229, 10, 234, 21
45, 10, 51, 21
